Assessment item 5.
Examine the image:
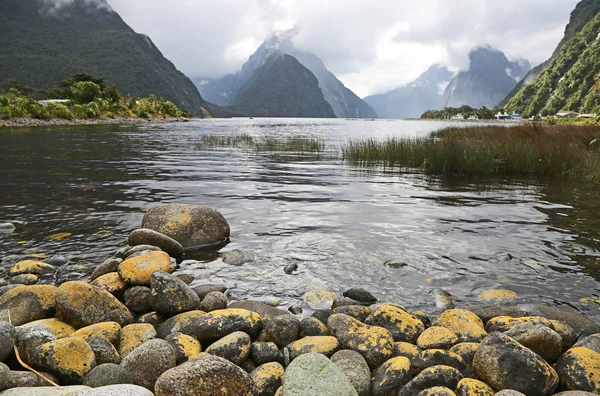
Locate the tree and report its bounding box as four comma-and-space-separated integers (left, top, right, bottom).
1, 79, 34, 96
71, 81, 101, 104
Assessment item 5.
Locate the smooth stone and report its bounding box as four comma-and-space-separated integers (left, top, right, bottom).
118, 324, 157, 358
123, 286, 152, 314
136, 312, 163, 329
121, 339, 176, 392
227, 301, 288, 324
83, 363, 132, 387
205, 331, 251, 365
455, 378, 495, 396
550, 320, 577, 350
433, 309, 487, 343
392, 342, 421, 360
14, 324, 57, 362
199, 291, 228, 312
70, 322, 121, 345
90, 273, 127, 298
0, 223, 15, 233
9, 260, 55, 276
264, 315, 300, 348
555, 347, 600, 392
287, 336, 339, 360
0, 371, 59, 390
20, 318, 74, 339
311, 309, 332, 325
118, 251, 171, 286
504, 322, 562, 363
343, 288, 378, 304
29, 337, 96, 384
303, 286, 336, 310
86, 337, 121, 365
397, 366, 463, 396
222, 250, 252, 265
250, 362, 284, 396
449, 343, 479, 366
281, 353, 358, 396
486, 316, 553, 333
128, 228, 184, 257
417, 326, 459, 350
412, 349, 471, 376
0, 285, 57, 326
0, 386, 91, 395
193, 284, 227, 299
157, 310, 206, 338
477, 289, 518, 303
299, 317, 329, 337
332, 306, 372, 322
524, 305, 600, 338
46, 255, 69, 267
494, 391, 527, 396
76, 384, 154, 396
150, 272, 200, 316
9, 274, 38, 285
284, 263, 298, 274
194, 309, 262, 340
331, 296, 365, 309
364, 304, 425, 343
330, 350, 371, 396
175, 274, 194, 284
371, 356, 413, 396
0, 322, 16, 362
288, 305, 302, 315
164, 332, 201, 364
251, 342, 284, 366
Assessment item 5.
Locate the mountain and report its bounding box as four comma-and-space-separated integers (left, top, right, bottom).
0, 0, 207, 115
197, 30, 377, 118
502, 0, 600, 108
504, 10, 600, 116
363, 65, 454, 119
227, 53, 335, 118
443, 46, 530, 108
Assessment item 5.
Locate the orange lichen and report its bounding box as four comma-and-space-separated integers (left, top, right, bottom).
71, 322, 121, 344
22, 318, 75, 339
9, 260, 54, 275
118, 251, 171, 286
118, 323, 157, 357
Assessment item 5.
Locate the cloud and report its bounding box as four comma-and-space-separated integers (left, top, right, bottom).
106, 0, 580, 97
38, 0, 113, 16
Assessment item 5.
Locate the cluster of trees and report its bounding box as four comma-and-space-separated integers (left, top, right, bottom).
421, 106, 497, 120
0, 74, 186, 120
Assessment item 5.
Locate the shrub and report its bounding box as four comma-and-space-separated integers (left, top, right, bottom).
71, 81, 101, 104
47, 103, 73, 119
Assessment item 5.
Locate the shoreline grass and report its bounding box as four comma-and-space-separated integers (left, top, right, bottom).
342, 124, 600, 181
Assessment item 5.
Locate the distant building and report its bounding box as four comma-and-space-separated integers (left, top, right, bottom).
467, 115, 479, 121
556, 111, 579, 118
38, 99, 70, 106
450, 113, 465, 120
508, 113, 523, 120
577, 113, 597, 119
495, 112, 510, 120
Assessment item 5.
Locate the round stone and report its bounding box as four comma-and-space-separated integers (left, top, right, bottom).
504, 322, 563, 363
331, 350, 371, 396
433, 309, 487, 343
71, 322, 121, 345
199, 291, 228, 312
21, 318, 75, 339
118, 251, 171, 286
164, 332, 201, 364
371, 356, 413, 395
251, 342, 284, 366
128, 228, 184, 257
84, 363, 133, 387
455, 378, 494, 396
205, 331, 251, 365
555, 347, 600, 392
9, 274, 39, 285
123, 286, 152, 314
365, 304, 425, 343
157, 310, 206, 338
90, 273, 127, 298
86, 336, 121, 365
287, 336, 340, 360
194, 309, 262, 340
250, 362, 284, 396
118, 324, 157, 358
150, 272, 200, 316
398, 365, 464, 396
477, 289, 518, 303
281, 353, 358, 396
0, 285, 57, 326
264, 315, 300, 348
121, 339, 176, 392
417, 327, 459, 350
29, 336, 96, 384
343, 288, 378, 304
90, 258, 122, 281
299, 317, 329, 337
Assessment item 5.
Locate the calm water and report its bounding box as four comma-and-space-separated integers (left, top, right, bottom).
1, 118, 599, 318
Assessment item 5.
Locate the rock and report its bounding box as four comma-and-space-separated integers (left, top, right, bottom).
486, 316, 553, 333
311, 309, 332, 325
83, 363, 132, 387
397, 366, 463, 396
77, 384, 154, 395
227, 301, 288, 324
222, 250, 252, 265
477, 289, 518, 303
449, 343, 479, 366
412, 349, 470, 376
137, 312, 163, 329
0, 322, 16, 362
251, 342, 284, 366
118, 324, 156, 358
14, 325, 56, 362
504, 322, 562, 363
0, 285, 21, 298
123, 287, 152, 314
343, 288, 378, 304
193, 284, 227, 299
433, 289, 456, 311
287, 336, 339, 360
141, 204, 230, 249
433, 309, 487, 343
194, 309, 263, 340
90, 258, 122, 281
86, 337, 121, 365
303, 286, 336, 310
164, 332, 201, 364
0, 223, 15, 233
555, 347, 600, 392
331, 296, 365, 309
281, 353, 358, 396
393, 342, 421, 360
154, 354, 257, 395
288, 305, 302, 315
575, 334, 600, 353
128, 228, 184, 257
90, 273, 127, 298
157, 310, 206, 338
411, 311, 432, 327
332, 306, 372, 322
417, 327, 459, 350
526, 305, 600, 338
553, 392, 598, 396
121, 339, 176, 391
0, 386, 91, 395
550, 320, 577, 350
327, 313, 394, 369
46, 255, 69, 267
455, 378, 495, 396
118, 251, 171, 286
284, 263, 298, 274
9, 274, 38, 285
299, 317, 329, 337
330, 350, 370, 396
371, 356, 412, 396
264, 315, 299, 348
29, 336, 96, 383
9, 260, 55, 276
199, 291, 228, 312
0, 371, 59, 390
55, 281, 132, 328
240, 359, 258, 373
150, 272, 200, 316
175, 274, 195, 284
21, 318, 75, 339
0, 285, 57, 326
473, 332, 558, 396
205, 331, 251, 365
417, 387, 456, 396
70, 322, 121, 345
122, 244, 162, 259
250, 362, 284, 396
364, 304, 425, 343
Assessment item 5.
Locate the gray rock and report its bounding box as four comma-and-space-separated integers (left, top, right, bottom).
525, 304, 600, 338
193, 284, 228, 299
250, 362, 284, 396
0, 285, 20, 298
205, 331, 252, 365
331, 297, 365, 309
137, 312, 163, 329
0, 371, 59, 390
264, 315, 300, 348
9, 274, 38, 285
397, 365, 463, 396
15, 324, 56, 362
504, 322, 562, 363
77, 384, 154, 396
141, 204, 230, 249
84, 363, 133, 387
120, 339, 176, 391
222, 250, 249, 265
251, 342, 284, 366
86, 337, 121, 365
281, 353, 358, 396
312, 309, 331, 325
156, 310, 205, 338
494, 392, 527, 396
553, 393, 598, 396
0, 386, 91, 395
175, 274, 194, 284
332, 305, 372, 322
299, 317, 329, 337
573, 333, 600, 354
123, 286, 152, 314
228, 300, 288, 324
114, 247, 130, 259
0, 322, 16, 362
199, 291, 228, 312
288, 305, 302, 315
150, 272, 200, 317
0, 362, 8, 390
90, 258, 122, 281
330, 350, 371, 396
128, 228, 184, 257
46, 255, 69, 267
343, 288, 378, 304
240, 359, 257, 374
0, 223, 15, 234
284, 263, 298, 274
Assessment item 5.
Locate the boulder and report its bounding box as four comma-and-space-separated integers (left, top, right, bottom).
205, 331, 251, 365
123, 287, 152, 314
29, 336, 96, 384
141, 204, 230, 249
157, 310, 206, 338
118, 324, 157, 358
371, 356, 412, 396
364, 304, 425, 343
397, 365, 463, 396
0, 285, 57, 326
9, 260, 56, 276
251, 342, 284, 366
90, 258, 122, 281
14, 324, 57, 362
330, 350, 371, 396
433, 309, 487, 343
486, 316, 553, 333
264, 315, 299, 348
504, 322, 562, 363
164, 332, 201, 364
250, 362, 284, 396
90, 273, 127, 298
70, 322, 121, 345
299, 317, 329, 337
417, 326, 459, 350
199, 291, 228, 312
555, 347, 600, 392
455, 378, 495, 396
86, 337, 121, 365
83, 363, 133, 388
150, 272, 200, 316
128, 228, 184, 257
281, 353, 358, 396
194, 309, 262, 340
118, 251, 171, 286
120, 339, 176, 392
342, 288, 378, 304
0, 321, 16, 362
393, 342, 420, 360
287, 336, 339, 360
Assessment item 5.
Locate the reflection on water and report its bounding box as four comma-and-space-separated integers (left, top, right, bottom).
0, 118, 599, 319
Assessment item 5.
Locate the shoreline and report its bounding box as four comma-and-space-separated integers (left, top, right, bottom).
0, 116, 193, 128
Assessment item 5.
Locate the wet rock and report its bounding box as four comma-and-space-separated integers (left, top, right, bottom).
433, 309, 487, 343
70, 322, 121, 345
141, 204, 230, 249
331, 296, 365, 309
327, 313, 394, 369
398, 365, 463, 396
0, 285, 57, 326
343, 288, 378, 304
411, 311, 432, 327
228, 301, 288, 324
371, 356, 412, 396
504, 322, 562, 363
550, 320, 577, 350
330, 350, 370, 396
250, 362, 284, 396
121, 338, 176, 392
157, 310, 206, 338
118, 324, 156, 358
393, 341, 421, 360
199, 291, 228, 312
29, 336, 96, 384
332, 305, 372, 322
194, 308, 263, 340
90, 273, 127, 298
83, 363, 132, 387
417, 387, 456, 396
417, 326, 459, 350
118, 251, 171, 286
86, 337, 121, 365
477, 289, 518, 303
175, 274, 195, 284
9, 260, 56, 276
21, 318, 75, 339
15, 325, 57, 362
433, 289, 456, 311
193, 284, 228, 299
77, 384, 154, 395
0, 371, 59, 390
122, 245, 162, 260
9, 274, 38, 285
150, 272, 200, 316
455, 378, 495, 396
0, 223, 15, 233
137, 312, 163, 329
264, 315, 299, 348
46, 255, 69, 267
0, 321, 16, 362
412, 349, 470, 376
0, 386, 91, 395
284, 263, 298, 274
251, 342, 284, 366
555, 347, 600, 392
288, 305, 302, 315
312, 309, 332, 325
164, 332, 201, 364
364, 304, 425, 343
449, 343, 479, 366
299, 317, 329, 337
123, 286, 152, 314
281, 353, 358, 396
205, 331, 251, 365
128, 228, 184, 257
486, 316, 553, 333
303, 285, 337, 310
473, 332, 558, 396
287, 336, 339, 360
154, 354, 258, 396
56, 281, 132, 328
222, 250, 252, 265
526, 305, 600, 338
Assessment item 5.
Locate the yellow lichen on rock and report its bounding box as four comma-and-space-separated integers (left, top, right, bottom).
22, 318, 75, 339
90, 272, 127, 296
45, 232, 72, 240
486, 316, 553, 332
416, 326, 459, 350
117, 251, 171, 286
71, 322, 121, 344
477, 289, 518, 303
33, 337, 96, 381
449, 342, 480, 365
167, 333, 202, 364
455, 378, 495, 396
419, 386, 456, 396
556, 347, 600, 392
433, 309, 487, 343
0, 284, 58, 325
287, 336, 339, 359
9, 260, 55, 275
365, 304, 425, 343
303, 285, 337, 310
393, 342, 420, 360
118, 323, 157, 358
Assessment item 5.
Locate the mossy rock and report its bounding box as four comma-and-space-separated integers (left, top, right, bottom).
118, 251, 171, 286
412, 349, 470, 377
449, 343, 479, 366
90, 272, 127, 298
21, 318, 75, 339
485, 316, 553, 333
165, 332, 201, 364
0, 285, 57, 326
118, 323, 157, 358
287, 336, 339, 360
477, 289, 518, 303
194, 308, 263, 340
393, 342, 421, 360
371, 356, 412, 396
417, 326, 459, 350
29, 336, 96, 384
250, 362, 284, 396
364, 304, 425, 343
417, 387, 456, 396
205, 331, 251, 365
433, 309, 487, 343
555, 347, 600, 392
71, 322, 121, 345
398, 365, 463, 396
157, 310, 206, 338
455, 378, 494, 396
9, 260, 56, 276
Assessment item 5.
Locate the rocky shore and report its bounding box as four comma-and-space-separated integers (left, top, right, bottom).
0, 117, 191, 128
1, 204, 600, 395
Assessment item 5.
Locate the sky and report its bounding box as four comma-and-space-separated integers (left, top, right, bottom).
106, 0, 581, 98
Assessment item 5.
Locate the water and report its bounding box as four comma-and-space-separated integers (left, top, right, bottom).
1, 118, 599, 318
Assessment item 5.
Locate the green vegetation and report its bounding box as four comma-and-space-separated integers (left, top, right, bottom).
342, 124, 600, 181
195, 134, 325, 154
421, 106, 495, 120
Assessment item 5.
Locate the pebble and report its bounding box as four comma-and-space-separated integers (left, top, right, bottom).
284, 263, 298, 274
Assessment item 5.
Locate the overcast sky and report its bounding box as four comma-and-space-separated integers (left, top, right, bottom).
107, 0, 580, 97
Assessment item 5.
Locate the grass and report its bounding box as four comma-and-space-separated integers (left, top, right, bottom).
195, 134, 325, 154
342, 124, 600, 181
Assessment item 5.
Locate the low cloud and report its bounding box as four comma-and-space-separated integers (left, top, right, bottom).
38, 0, 113, 17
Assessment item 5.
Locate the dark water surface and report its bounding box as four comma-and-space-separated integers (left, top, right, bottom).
1, 118, 599, 318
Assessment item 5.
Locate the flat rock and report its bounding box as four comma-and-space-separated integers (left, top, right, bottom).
128, 228, 184, 257
77, 384, 154, 396
281, 353, 358, 396
331, 350, 371, 396
9, 274, 38, 285
121, 338, 176, 392
0, 285, 57, 326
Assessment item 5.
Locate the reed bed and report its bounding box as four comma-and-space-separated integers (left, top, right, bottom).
195, 134, 325, 154
342, 124, 600, 181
